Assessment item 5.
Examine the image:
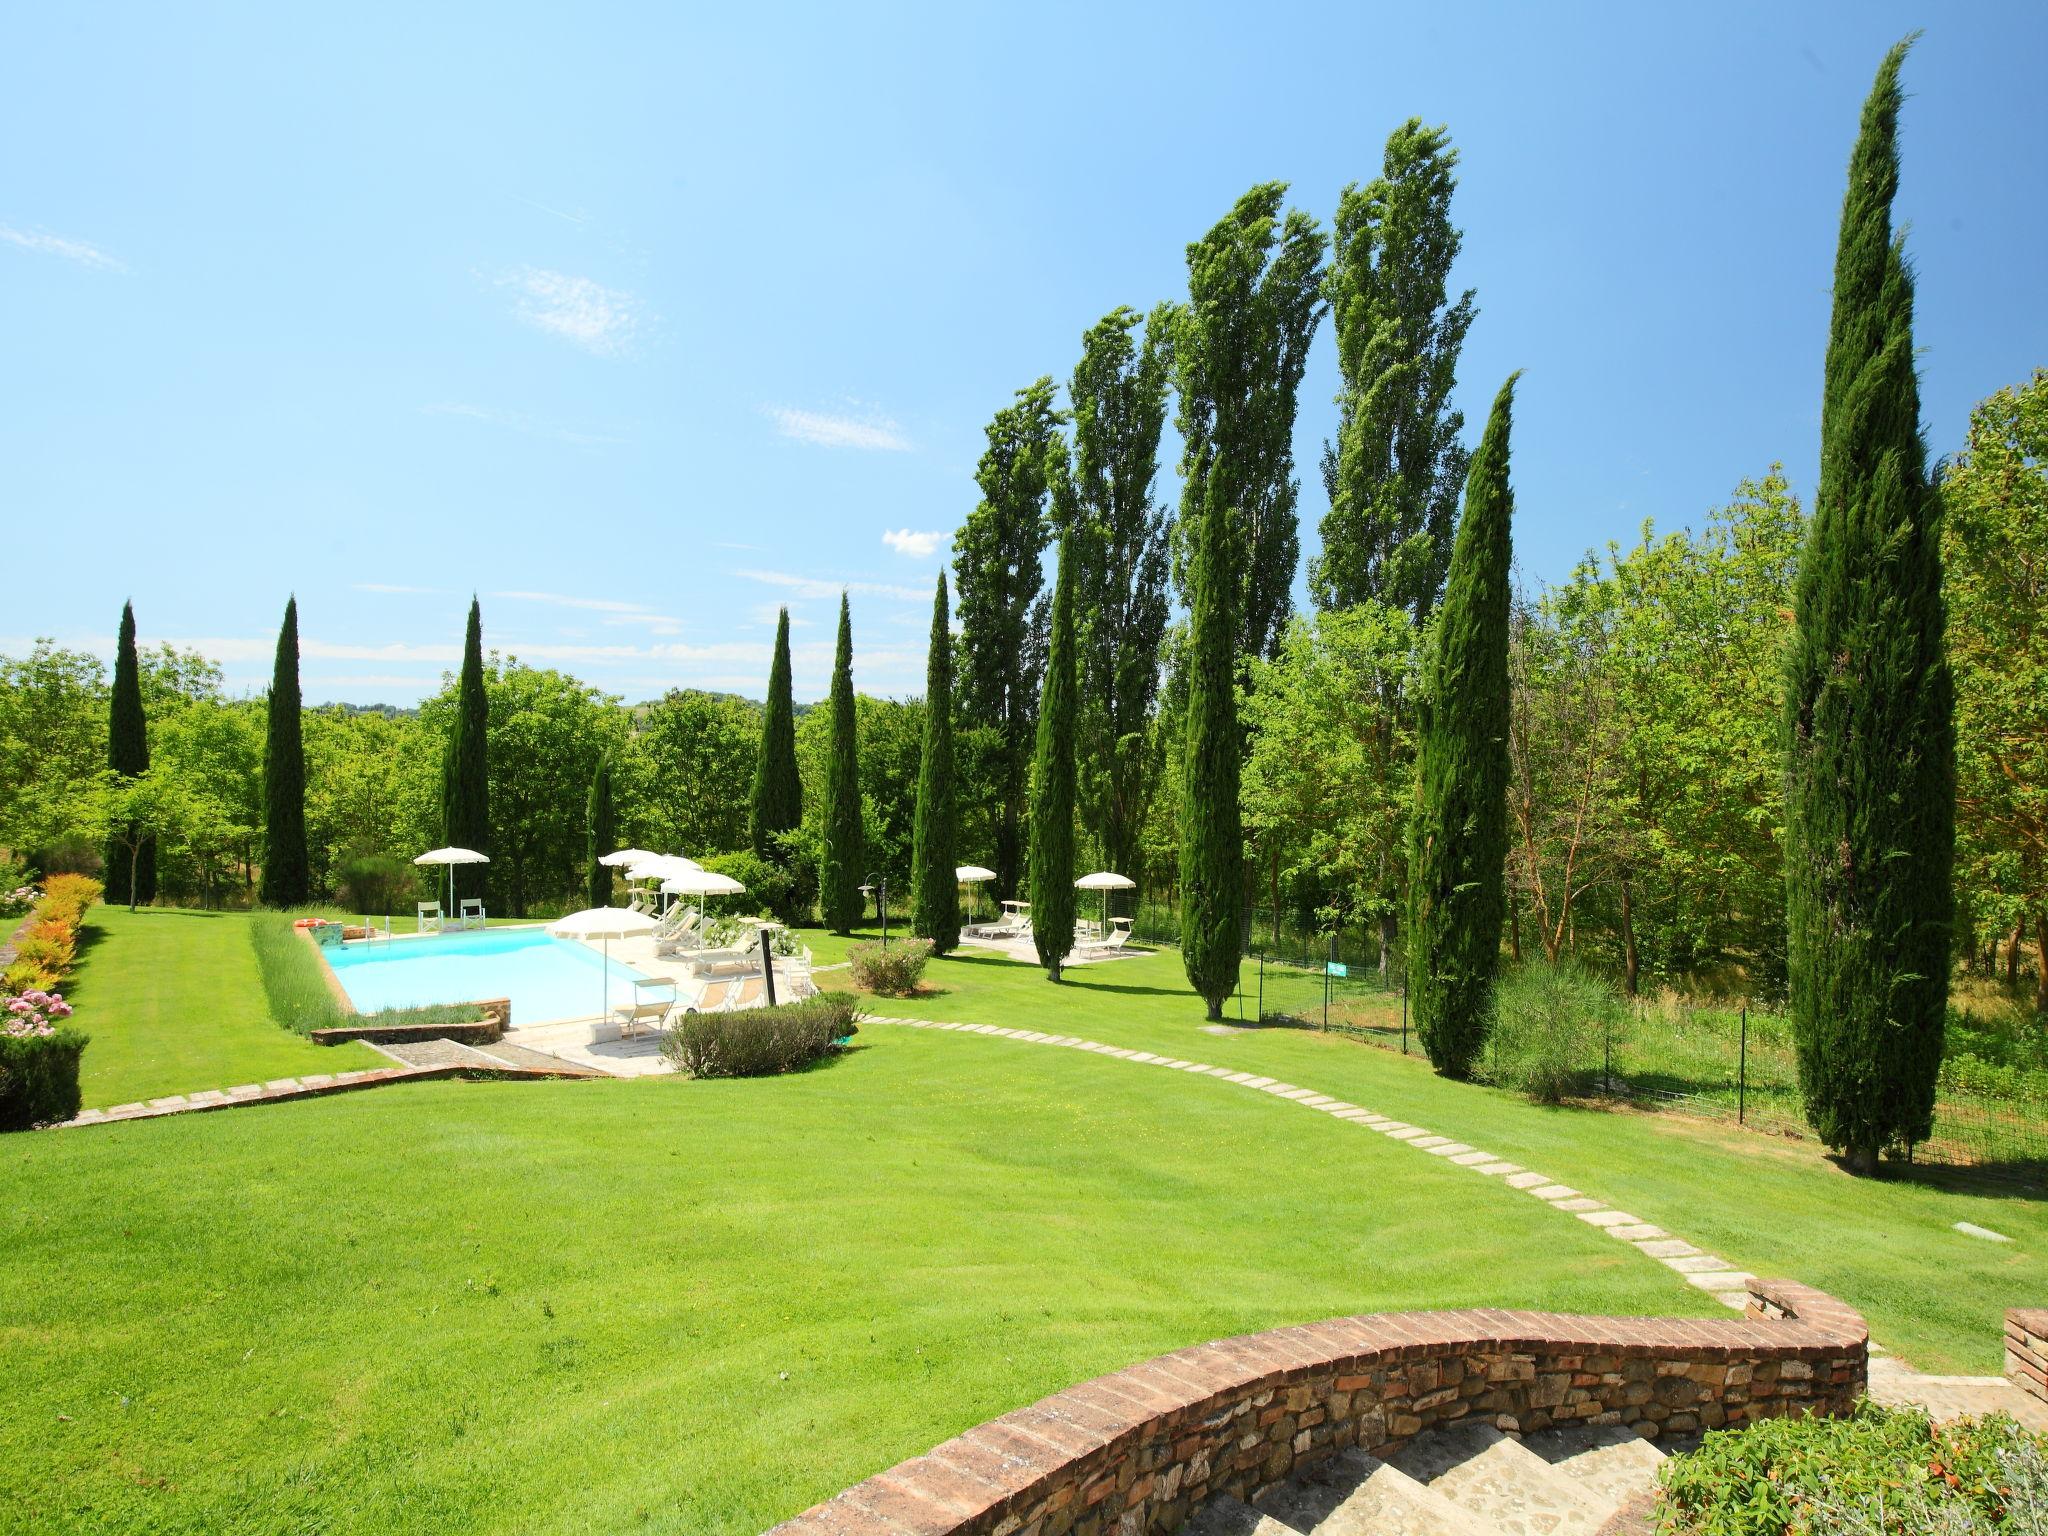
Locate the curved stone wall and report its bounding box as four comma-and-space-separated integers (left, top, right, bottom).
767, 1278, 1865, 1536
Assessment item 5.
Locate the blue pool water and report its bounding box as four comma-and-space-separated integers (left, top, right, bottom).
322, 926, 654, 1023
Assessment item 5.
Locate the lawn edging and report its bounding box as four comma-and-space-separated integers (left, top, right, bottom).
769, 1278, 1866, 1536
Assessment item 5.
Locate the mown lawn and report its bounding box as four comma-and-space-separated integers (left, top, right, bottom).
0, 988, 1695, 1533
63, 906, 382, 1107
805, 928, 2048, 1377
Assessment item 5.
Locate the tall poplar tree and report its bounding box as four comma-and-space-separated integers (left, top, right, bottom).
258, 596, 309, 906
1784, 37, 1954, 1176
1171, 182, 1326, 663
818, 594, 865, 935
1409, 374, 1519, 1078
1312, 120, 1477, 624
586, 749, 616, 909
441, 598, 491, 905
1179, 477, 1245, 1019
750, 608, 803, 863
1066, 303, 1173, 888
1028, 541, 1079, 980
911, 575, 961, 953
954, 378, 1062, 896
103, 600, 154, 905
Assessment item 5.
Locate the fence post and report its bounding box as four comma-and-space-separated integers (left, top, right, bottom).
1401, 974, 1409, 1055
1738, 1003, 1748, 1126
1323, 933, 1332, 1031
1257, 952, 1265, 1023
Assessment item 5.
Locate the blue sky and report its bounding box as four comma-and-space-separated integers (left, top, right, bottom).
5, 2, 2044, 705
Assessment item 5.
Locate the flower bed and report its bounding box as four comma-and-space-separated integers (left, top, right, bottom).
2, 874, 101, 997
2, 989, 88, 1129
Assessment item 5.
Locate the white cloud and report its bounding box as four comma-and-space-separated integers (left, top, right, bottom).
354, 582, 443, 595
0, 223, 126, 272
498, 267, 640, 356
421, 402, 626, 447
736, 569, 928, 603
495, 589, 683, 636
882, 528, 945, 559
766, 406, 910, 452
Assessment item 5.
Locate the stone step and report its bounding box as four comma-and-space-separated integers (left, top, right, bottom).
1518, 1425, 1668, 1517
1183, 1492, 1308, 1536
1385, 1422, 1609, 1535
1255, 1447, 1495, 1536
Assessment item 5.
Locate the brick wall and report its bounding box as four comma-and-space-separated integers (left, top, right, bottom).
2007, 1309, 2048, 1405
767, 1279, 1866, 1536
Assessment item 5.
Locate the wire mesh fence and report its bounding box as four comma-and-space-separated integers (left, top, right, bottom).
1251, 950, 2048, 1186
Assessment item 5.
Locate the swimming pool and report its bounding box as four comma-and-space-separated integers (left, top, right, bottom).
322, 926, 654, 1024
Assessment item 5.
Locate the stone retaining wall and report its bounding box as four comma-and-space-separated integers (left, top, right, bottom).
768, 1279, 1865, 1536
310, 999, 510, 1046
2007, 1309, 2048, 1405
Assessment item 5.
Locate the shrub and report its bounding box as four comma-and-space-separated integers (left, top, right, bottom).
3, 960, 62, 995
704, 850, 799, 926
1655, 1400, 2048, 1535
847, 938, 933, 996
13, 929, 75, 973
1484, 961, 1622, 1103
1, 991, 87, 1130
336, 855, 419, 916
660, 992, 859, 1079
249, 910, 348, 1034
38, 874, 102, 929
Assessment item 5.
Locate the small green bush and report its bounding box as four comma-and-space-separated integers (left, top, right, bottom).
1655, 1400, 2048, 1535
1484, 961, 1621, 1103
847, 938, 933, 996
0, 1028, 89, 1130
704, 850, 799, 925
660, 993, 859, 1079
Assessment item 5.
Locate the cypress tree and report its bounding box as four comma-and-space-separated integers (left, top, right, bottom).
1409, 373, 1519, 1078
1028, 541, 1079, 980
441, 598, 490, 906
586, 749, 616, 909
911, 575, 961, 954
750, 608, 803, 863
104, 600, 153, 906
1784, 37, 1953, 1176
1178, 477, 1244, 1020
818, 594, 865, 935
258, 596, 310, 906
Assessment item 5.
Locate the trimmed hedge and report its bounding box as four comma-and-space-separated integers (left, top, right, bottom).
660, 993, 859, 1079
847, 938, 933, 997
1656, 1399, 2048, 1534
0, 1028, 89, 1130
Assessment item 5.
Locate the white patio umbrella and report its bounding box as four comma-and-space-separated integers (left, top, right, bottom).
414, 846, 490, 914
660, 870, 747, 898
956, 864, 998, 923
598, 848, 662, 868
1074, 870, 1137, 938
547, 906, 660, 1022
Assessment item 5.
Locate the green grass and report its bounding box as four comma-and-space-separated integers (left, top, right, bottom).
62, 906, 382, 1107
803, 928, 2048, 1376
0, 1010, 1695, 1533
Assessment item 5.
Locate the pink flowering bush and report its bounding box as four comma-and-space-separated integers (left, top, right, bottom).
0, 885, 36, 918
5, 989, 74, 1037
0, 989, 86, 1130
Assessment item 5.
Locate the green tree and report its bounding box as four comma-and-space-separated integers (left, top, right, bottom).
1410, 374, 1519, 1077
1784, 39, 1954, 1174
1171, 183, 1326, 662
0, 642, 107, 858
104, 601, 154, 904
1029, 541, 1079, 980
258, 597, 310, 906
818, 595, 865, 934
1178, 475, 1246, 1019
954, 378, 1062, 897
750, 608, 803, 864
638, 690, 760, 855
1312, 120, 1476, 623
441, 598, 491, 906
1943, 371, 2048, 1009
911, 574, 960, 953
586, 749, 617, 909
1065, 303, 1174, 893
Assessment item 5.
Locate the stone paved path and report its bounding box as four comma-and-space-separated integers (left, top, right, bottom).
861, 1013, 2047, 1427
